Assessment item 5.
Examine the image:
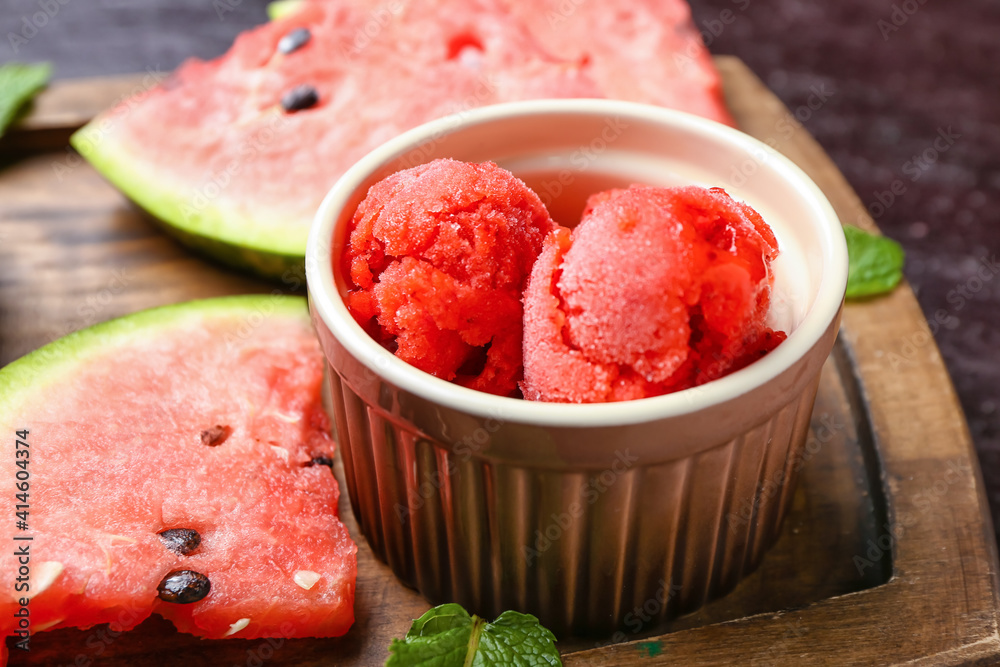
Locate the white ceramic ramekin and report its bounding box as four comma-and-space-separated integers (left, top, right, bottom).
306, 99, 848, 636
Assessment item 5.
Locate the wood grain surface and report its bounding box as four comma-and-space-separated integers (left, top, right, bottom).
1, 57, 997, 665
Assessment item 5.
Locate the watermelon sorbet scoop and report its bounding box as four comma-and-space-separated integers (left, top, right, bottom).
342, 160, 787, 403
521, 185, 787, 403
343, 158, 555, 397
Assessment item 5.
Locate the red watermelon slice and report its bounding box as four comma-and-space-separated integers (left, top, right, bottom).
71, 0, 732, 280
502, 0, 734, 124
0, 296, 356, 642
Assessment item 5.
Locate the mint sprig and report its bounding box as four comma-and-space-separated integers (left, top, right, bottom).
0, 62, 52, 139
387, 603, 562, 667
844, 225, 905, 299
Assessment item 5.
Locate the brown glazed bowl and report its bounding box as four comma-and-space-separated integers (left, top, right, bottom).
306, 99, 848, 637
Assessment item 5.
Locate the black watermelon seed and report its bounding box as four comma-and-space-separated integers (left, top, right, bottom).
157, 570, 211, 604
157, 528, 201, 556
201, 425, 232, 447
278, 27, 311, 55
281, 85, 319, 112
305, 455, 334, 469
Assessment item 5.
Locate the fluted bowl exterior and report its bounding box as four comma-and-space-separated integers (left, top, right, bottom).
306, 99, 848, 636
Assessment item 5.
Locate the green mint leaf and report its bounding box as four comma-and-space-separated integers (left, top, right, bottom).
0, 62, 52, 140
387, 605, 474, 667
387, 604, 562, 667
406, 604, 476, 639
844, 225, 905, 299
472, 611, 562, 667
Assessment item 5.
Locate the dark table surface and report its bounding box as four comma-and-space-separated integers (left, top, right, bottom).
1, 0, 997, 536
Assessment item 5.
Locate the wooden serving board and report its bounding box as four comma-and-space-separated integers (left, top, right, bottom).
2, 57, 998, 665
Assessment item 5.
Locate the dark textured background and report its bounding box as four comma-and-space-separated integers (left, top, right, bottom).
684, 1, 1000, 526
1, 0, 997, 534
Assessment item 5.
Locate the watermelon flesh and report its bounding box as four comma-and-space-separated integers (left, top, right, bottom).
503, 0, 734, 124
0, 296, 356, 641
72, 0, 732, 279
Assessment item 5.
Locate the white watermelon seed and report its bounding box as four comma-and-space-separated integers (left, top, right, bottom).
32, 617, 65, 632
30, 561, 64, 598
293, 570, 321, 590
278, 27, 311, 55
224, 617, 251, 637
267, 411, 301, 423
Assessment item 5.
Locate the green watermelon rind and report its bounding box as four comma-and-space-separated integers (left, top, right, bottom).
267, 0, 305, 20
69, 125, 306, 283
0, 295, 310, 417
